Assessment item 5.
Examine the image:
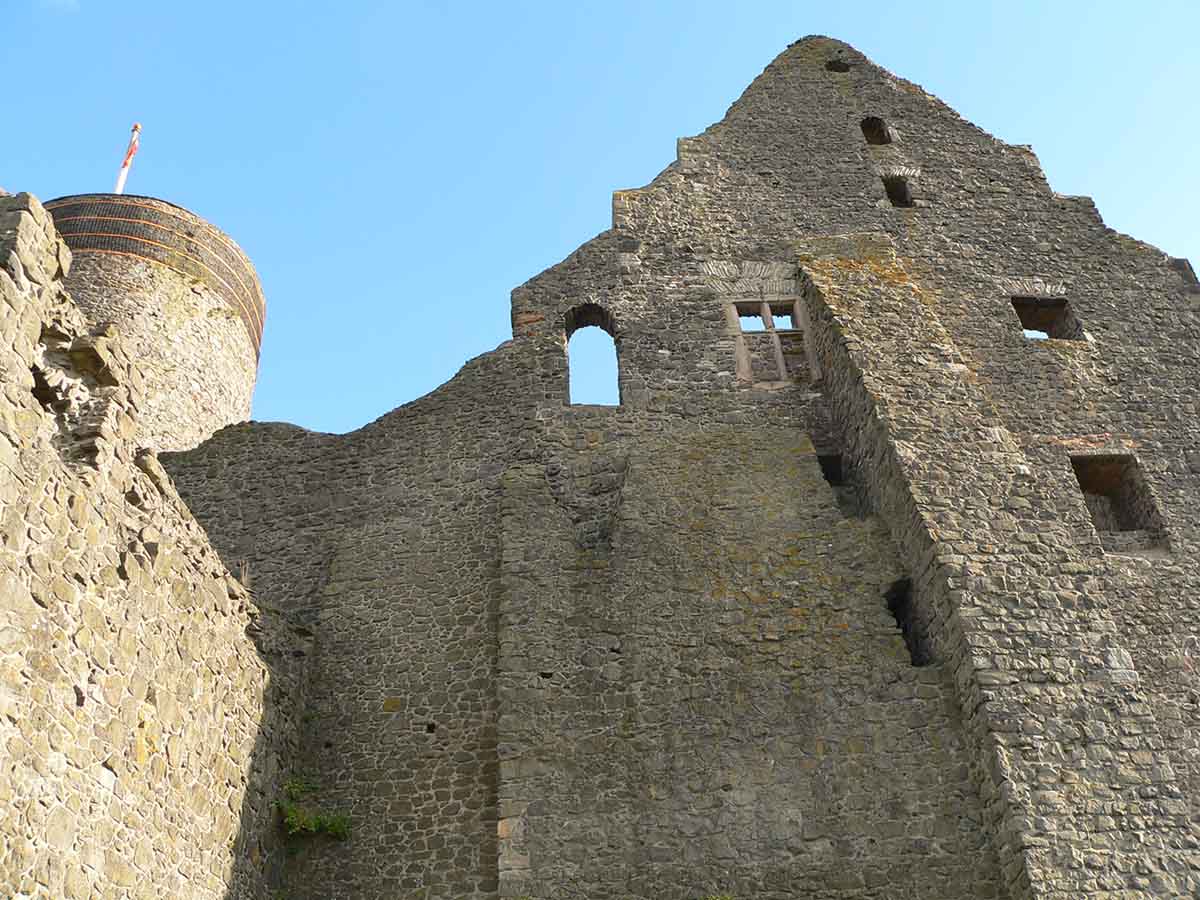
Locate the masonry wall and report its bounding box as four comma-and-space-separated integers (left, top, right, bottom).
61, 254, 259, 452
167, 355, 528, 899
46, 194, 264, 453
0, 194, 301, 899
498, 419, 999, 898
159, 34, 1200, 900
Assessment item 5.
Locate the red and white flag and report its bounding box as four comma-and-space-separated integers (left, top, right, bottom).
114, 123, 141, 194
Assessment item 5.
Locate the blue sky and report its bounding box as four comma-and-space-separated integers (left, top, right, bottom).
7, 1, 1198, 431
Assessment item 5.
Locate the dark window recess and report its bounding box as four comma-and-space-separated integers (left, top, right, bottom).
885, 578, 930, 666
882, 175, 914, 208
860, 116, 893, 145
825, 59, 852, 72
816, 452, 862, 518
1071, 455, 1167, 552
1011, 296, 1084, 341
817, 454, 844, 485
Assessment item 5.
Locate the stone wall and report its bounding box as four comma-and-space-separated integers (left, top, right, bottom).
153, 33, 1200, 899
46, 194, 263, 453
497, 419, 999, 898
166, 356, 525, 899
0, 193, 301, 899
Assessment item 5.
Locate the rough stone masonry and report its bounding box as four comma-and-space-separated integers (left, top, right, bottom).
3, 34, 1200, 900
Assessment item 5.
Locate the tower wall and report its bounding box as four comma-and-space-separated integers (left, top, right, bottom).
0, 192, 303, 900
45, 194, 265, 451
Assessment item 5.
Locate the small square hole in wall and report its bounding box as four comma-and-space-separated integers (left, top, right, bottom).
1071, 454, 1167, 552
1011, 296, 1083, 341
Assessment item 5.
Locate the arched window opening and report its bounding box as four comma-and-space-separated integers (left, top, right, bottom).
565, 303, 619, 406
860, 116, 893, 145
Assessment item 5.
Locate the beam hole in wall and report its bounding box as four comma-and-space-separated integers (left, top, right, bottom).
860, 116, 893, 145
825, 59, 852, 72
1011, 296, 1084, 341
882, 175, 914, 208
564, 303, 619, 406
885, 578, 930, 666
1071, 454, 1167, 552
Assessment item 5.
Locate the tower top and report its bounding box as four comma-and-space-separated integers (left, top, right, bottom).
45, 193, 265, 356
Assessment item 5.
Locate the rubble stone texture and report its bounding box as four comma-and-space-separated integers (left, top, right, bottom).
0, 193, 303, 899
4, 34, 1200, 900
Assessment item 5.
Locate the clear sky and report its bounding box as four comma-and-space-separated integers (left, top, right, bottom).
7, 1, 1198, 431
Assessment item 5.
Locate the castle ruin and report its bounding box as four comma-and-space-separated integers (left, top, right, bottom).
2, 35, 1200, 899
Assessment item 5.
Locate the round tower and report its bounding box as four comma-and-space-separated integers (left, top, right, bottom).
44, 193, 266, 452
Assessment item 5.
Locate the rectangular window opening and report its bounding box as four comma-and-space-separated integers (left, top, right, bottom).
738, 314, 766, 332
733, 300, 810, 384
882, 175, 914, 208
1012, 296, 1084, 341
1071, 454, 1167, 553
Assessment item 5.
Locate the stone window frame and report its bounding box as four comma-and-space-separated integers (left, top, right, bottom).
726, 297, 820, 384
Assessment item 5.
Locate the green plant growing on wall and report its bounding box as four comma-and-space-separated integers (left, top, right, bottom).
276, 776, 351, 846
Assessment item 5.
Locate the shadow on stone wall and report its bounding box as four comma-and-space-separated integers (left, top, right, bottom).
220, 597, 312, 900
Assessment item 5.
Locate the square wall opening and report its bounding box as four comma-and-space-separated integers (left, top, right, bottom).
1012, 296, 1083, 341
882, 175, 914, 208
1071, 454, 1167, 552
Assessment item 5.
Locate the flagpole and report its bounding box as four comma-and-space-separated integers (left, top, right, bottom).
114, 123, 142, 194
